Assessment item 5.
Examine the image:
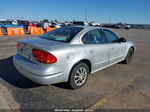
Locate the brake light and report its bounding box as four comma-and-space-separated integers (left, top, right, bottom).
16, 42, 20, 52
32, 49, 57, 64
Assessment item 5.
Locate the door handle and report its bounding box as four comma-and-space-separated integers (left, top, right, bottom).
89, 49, 94, 53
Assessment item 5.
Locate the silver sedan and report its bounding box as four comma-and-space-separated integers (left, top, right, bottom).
13, 26, 135, 89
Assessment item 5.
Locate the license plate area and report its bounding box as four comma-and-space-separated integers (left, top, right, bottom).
19, 44, 31, 59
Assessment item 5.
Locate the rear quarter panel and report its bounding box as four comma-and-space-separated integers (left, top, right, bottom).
45, 44, 90, 66
43, 44, 90, 82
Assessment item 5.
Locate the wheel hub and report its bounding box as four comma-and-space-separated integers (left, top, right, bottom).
74, 67, 87, 86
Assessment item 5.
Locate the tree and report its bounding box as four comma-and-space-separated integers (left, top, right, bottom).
42, 19, 49, 22
54, 19, 58, 23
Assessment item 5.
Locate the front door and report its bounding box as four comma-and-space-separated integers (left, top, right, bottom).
103, 29, 126, 64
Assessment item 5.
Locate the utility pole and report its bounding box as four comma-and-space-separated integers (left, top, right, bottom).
36, 14, 38, 21
109, 16, 111, 24
85, 8, 87, 22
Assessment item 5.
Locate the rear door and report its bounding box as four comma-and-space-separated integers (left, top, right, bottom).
103, 29, 126, 64
81, 29, 109, 71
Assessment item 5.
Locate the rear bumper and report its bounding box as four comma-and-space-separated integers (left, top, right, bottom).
13, 54, 67, 85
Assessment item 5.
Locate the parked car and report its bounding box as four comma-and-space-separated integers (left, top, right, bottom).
73, 21, 88, 26
6, 19, 18, 25
13, 26, 135, 89
0, 20, 23, 34
18, 20, 37, 26
17, 20, 37, 33
38, 22, 52, 30
101, 23, 113, 28
55, 23, 66, 28
89, 22, 101, 27
112, 23, 131, 29
65, 22, 73, 26
50, 23, 66, 28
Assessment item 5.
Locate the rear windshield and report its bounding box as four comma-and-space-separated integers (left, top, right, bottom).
40, 27, 83, 42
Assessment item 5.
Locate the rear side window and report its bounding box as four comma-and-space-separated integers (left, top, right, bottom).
82, 29, 106, 44
103, 29, 119, 43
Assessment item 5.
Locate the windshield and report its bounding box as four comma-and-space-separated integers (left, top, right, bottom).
40, 27, 83, 42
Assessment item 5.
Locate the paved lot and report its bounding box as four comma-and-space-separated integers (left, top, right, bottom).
0, 29, 150, 111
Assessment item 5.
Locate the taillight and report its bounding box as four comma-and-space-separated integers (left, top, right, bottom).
32, 49, 57, 64
16, 42, 20, 52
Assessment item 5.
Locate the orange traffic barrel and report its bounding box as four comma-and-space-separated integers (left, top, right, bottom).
28, 26, 37, 31
29, 27, 44, 35
46, 27, 56, 32
7, 28, 25, 36
0, 28, 2, 36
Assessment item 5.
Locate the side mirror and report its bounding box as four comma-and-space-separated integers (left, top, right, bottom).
118, 37, 126, 43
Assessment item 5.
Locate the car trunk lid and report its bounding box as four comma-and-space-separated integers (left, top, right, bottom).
17, 37, 67, 63
19, 37, 66, 49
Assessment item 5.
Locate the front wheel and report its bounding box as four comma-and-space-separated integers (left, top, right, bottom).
123, 48, 134, 64
69, 63, 89, 90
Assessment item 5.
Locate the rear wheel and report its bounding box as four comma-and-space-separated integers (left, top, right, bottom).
69, 62, 89, 89
123, 48, 134, 64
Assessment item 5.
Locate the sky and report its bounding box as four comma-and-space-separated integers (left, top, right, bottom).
0, 0, 150, 24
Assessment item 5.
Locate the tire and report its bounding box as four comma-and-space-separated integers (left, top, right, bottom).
2, 28, 7, 34
23, 28, 28, 34
123, 48, 134, 64
69, 62, 89, 90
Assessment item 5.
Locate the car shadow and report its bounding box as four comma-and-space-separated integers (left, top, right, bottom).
52, 82, 71, 90
0, 56, 71, 90
0, 56, 41, 88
